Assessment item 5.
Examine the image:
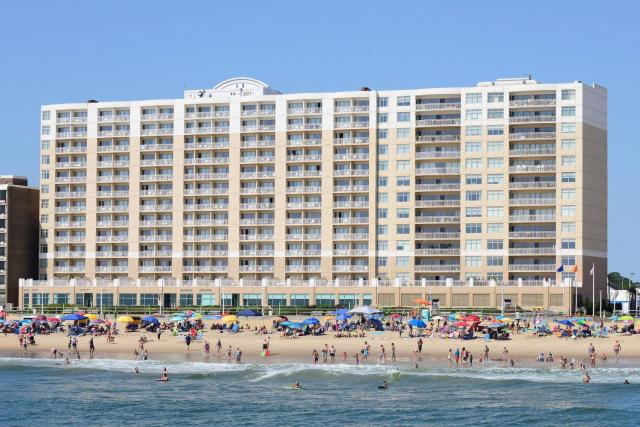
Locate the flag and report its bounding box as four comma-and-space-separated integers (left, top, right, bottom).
590, 263, 595, 276
556, 265, 564, 273
572, 265, 578, 273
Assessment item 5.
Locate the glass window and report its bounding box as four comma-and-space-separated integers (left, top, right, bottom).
396, 128, 410, 138
396, 144, 410, 155
377, 129, 388, 139
487, 157, 503, 168
397, 96, 410, 107
397, 160, 410, 170
397, 112, 410, 122
42, 111, 51, 120
466, 207, 482, 217
562, 106, 576, 117
377, 160, 388, 171
377, 208, 388, 219
377, 240, 388, 251
466, 142, 482, 152
396, 240, 410, 251
465, 256, 481, 267
466, 191, 481, 201
487, 141, 503, 152
41, 126, 50, 135
488, 92, 504, 103
378, 177, 388, 187
466, 93, 482, 104
562, 172, 576, 183
397, 208, 409, 219
487, 174, 503, 184
268, 294, 287, 307
396, 256, 410, 267
561, 239, 576, 249
140, 293, 158, 306
466, 174, 482, 185
466, 158, 481, 168
396, 176, 410, 186
466, 126, 482, 136
41, 155, 50, 165
316, 294, 335, 307
562, 222, 576, 232
562, 89, 576, 101
561, 123, 576, 133
41, 140, 50, 150
487, 223, 503, 233
466, 223, 482, 233
396, 192, 410, 203
377, 192, 388, 203
561, 205, 576, 216
290, 294, 309, 306
241, 293, 260, 306
377, 257, 387, 267
487, 207, 503, 218
487, 190, 503, 200
487, 256, 503, 266
562, 256, 576, 266
377, 144, 388, 155
562, 155, 576, 167
466, 240, 481, 250
377, 225, 388, 235
561, 139, 575, 150
180, 294, 193, 306
119, 293, 137, 306
396, 224, 410, 234
41, 170, 49, 180
465, 109, 482, 120
487, 125, 504, 136
378, 97, 388, 107
487, 239, 503, 250
487, 108, 504, 119
377, 113, 388, 123
561, 189, 576, 200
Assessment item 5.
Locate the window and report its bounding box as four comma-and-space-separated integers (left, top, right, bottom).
561, 123, 576, 133
562, 222, 576, 232
396, 256, 410, 267
377, 144, 388, 155
466, 240, 481, 251
561, 139, 576, 150
487, 239, 503, 250
562, 256, 576, 266
396, 176, 410, 186
377, 208, 388, 219
561, 189, 576, 200
41, 140, 50, 150
377, 192, 388, 203
397, 112, 410, 122
487, 256, 503, 266
377, 130, 388, 140
40, 214, 48, 223
488, 92, 504, 103
119, 293, 137, 306
466, 174, 482, 185
487, 141, 503, 152
377, 160, 388, 171
562, 106, 576, 117
396, 192, 410, 203
377, 177, 388, 187
397, 96, 410, 107
378, 97, 388, 107
487, 223, 503, 233
41, 126, 50, 136
466, 191, 481, 201
180, 294, 193, 306
396, 128, 410, 138
487, 125, 504, 136
396, 240, 410, 251
487, 157, 503, 168
562, 155, 576, 167
378, 240, 388, 251
41, 170, 49, 180
466, 207, 482, 217
396, 144, 410, 155
562, 89, 576, 101
487, 190, 503, 200
40, 199, 49, 209
562, 172, 576, 183
466, 223, 482, 233
42, 111, 51, 120
465, 256, 481, 267
466, 109, 482, 120
466, 158, 481, 168
561, 205, 576, 216
561, 239, 576, 249
41, 155, 50, 165
487, 207, 503, 218
487, 108, 504, 119
377, 225, 388, 235
487, 174, 503, 184
397, 160, 410, 170
466, 142, 482, 152
466, 126, 482, 136
396, 224, 410, 234
377, 257, 388, 267
466, 93, 482, 104
377, 113, 388, 123
199, 293, 217, 306
397, 208, 409, 219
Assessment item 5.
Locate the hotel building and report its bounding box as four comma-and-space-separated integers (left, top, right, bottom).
23, 76, 607, 311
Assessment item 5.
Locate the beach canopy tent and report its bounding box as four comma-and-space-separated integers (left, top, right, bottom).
203, 315, 221, 320
170, 316, 186, 322
237, 309, 261, 317
302, 317, 320, 325
489, 323, 506, 329
408, 319, 427, 328
348, 306, 382, 315
62, 314, 88, 321
282, 321, 304, 329
618, 315, 634, 321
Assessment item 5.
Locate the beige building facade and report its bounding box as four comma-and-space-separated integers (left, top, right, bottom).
26, 76, 607, 311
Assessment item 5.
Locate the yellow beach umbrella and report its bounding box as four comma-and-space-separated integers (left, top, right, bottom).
499, 317, 513, 323
222, 315, 238, 323
324, 315, 336, 320
619, 315, 634, 321
117, 315, 134, 323
85, 313, 98, 320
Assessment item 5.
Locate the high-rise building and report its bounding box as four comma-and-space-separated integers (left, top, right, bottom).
26, 76, 606, 310
0, 176, 39, 307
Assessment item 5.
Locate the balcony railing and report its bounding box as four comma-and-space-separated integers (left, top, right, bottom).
415, 232, 460, 240
415, 102, 461, 111
509, 132, 556, 140
509, 215, 556, 222
509, 99, 556, 107
508, 264, 556, 272
509, 231, 556, 239
416, 200, 460, 208
509, 116, 556, 124
509, 165, 556, 173
415, 118, 461, 127
414, 265, 460, 272
509, 181, 556, 189
415, 216, 460, 224
509, 198, 556, 206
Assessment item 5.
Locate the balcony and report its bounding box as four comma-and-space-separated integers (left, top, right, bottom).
509, 165, 556, 173
415, 216, 460, 224
140, 220, 174, 227
509, 132, 556, 140
334, 121, 370, 129
96, 251, 128, 257
54, 206, 86, 213
96, 236, 129, 243
239, 234, 275, 241
240, 203, 275, 210
415, 102, 461, 111
140, 175, 173, 182
415, 232, 460, 240
54, 236, 86, 243
140, 128, 174, 136
416, 151, 460, 160
184, 127, 230, 135
332, 217, 369, 225
415, 119, 461, 127
53, 266, 85, 273
509, 148, 556, 157
184, 142, 229, 150
333, 137, 369, 145
508, 248, 556, 256
509, 116, 556, 124
97, 175, 130, 183
333, 185, 369, 193
139, 251, 172, 258
53, 251, 86, 258
55, 176, 86, 184
183, 234, 228, 241
416, 135, 461, 143
509, 198, 556, 206
415, 183, 460, 192
241, 109, 275, 117
56, 117, 87, 124
332, 265, 368, 273
509, 181, 556, 190
183, 250, 229, 257
285, 234, 321, 241
287, 155, 322, 162
98, 115, 130, 123
240, 156, 276, 164
95, 266, 129, 273
183, 265, 228, 273
240, 218, 274, 226
416, 168, 460, 175
141, 144, 173, 151
55, 191, 86, 199
138, 235, 172, 242
334, 105, 369, 113
185, 111, 229, 119
55, 162, 87, 169
97, 145, 130, 152
140, 190, 173, 197
241, 171, 275, 179
333, 249, 369, 256
287, 138, 322, 147
239, 265, 274, 273
97, 130, 130, 137
184, 173, 229, 180
141, 159, 173, 167
183, 203, 228, 211
286, 218, 322, 225
286, 186, 322, 194
139, 266, 172, 273
285, 250, 322, 257
333, 153, 369, 161
285, 265, 322, 273
241, 140, 275, 149
286, 170, 321, 178
287, 123, 322, 131
332, 169, 369, 177
97, 205, 129, 213
239, 250, 274, 257
333, 201, 369, 209
96, 220, 129, 227
240, 125, 275, 132
508, 264, 556, 272
509, 99, 556, 107
97, 160, 130, 167
416, 200, 460, 208
286, 202, 322, 209
509, 231, 556, 239
55, 146, 87, 154
414, 248, 460, 256
240, 187, 275, 195
141, 113, 174, 121
332, 233, 368, 241
414, 265, 460, 272
56, 131, 87, 139
509, 215, 556, 222
287, 107, 322, 115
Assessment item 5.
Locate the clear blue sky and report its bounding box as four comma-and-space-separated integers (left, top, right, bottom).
0, 1, 638, 273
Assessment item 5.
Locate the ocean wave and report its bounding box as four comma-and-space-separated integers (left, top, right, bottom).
1, 357, 638, 384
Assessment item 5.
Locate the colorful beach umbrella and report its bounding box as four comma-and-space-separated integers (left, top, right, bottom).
464, 315, 481, 322
414, 298, 431, 306
558, 319, 574, 327
454, 321, 468, 327
47, 317, 61, 323
237, 309, 260, 317
619, 315, 634, 321
84, 313, 98, 320
61, 313, 88, 321
408, 319, 426, 328
302, 317, 320, 325
117, 315, 134, 323
222, 315, 238, 323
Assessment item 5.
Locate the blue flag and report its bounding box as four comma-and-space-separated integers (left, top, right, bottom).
556, 265, 564, 273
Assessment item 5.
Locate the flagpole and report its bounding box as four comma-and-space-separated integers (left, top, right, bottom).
592, 263, 595, 318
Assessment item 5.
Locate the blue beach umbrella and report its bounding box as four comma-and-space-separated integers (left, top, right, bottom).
237, 309, 261, 317
143, 316, 160, 324
288, 322, 303, 329
61, 314, 87, 321
170, 316, 185, 322
336, 314, 352, 321
408, 319, 427, 328
302, 317, 320, 325
496, 315, 506, 320
558, 320, 574, 327
332, 308, 350, 315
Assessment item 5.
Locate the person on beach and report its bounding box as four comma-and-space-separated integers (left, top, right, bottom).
185, 334, 192, 352
379, 345, 386, 363
67, 337, 71, 352
417, 338, 423, 354
159, 367, 169, 382
312, 349, 319, 365
502, 347, 509, 361
454, 348, 460, 365
601, 353, 607, 364
157, 330, 162, 341
290, 381, 301, 390
588, 342, 595, 357
225, 346, 232, 360
134, 367, 140, 374
216, 339, 222, 354
354, 353, 360, 365
378, 380, 388, 389
391, 343, 396, 362
143, 350, 149, 360
204, 341, 210, 357
448, 349, 453, 366
321, 345, 328, 363
484, 345, 490, 362
71, 337, 78, 354
469, 352, 474, 367
89, 337, 95, 356
614, 341, 621, 361
235, 347, 242, 363
362, 344, 369, 360
583, 372, 591, 384
330, 345, 336, 363
51, 348, 58, 359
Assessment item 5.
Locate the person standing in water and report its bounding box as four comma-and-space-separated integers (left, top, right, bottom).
417, 337, 423, 354
613, 341, 621, 361
216, 339, 222, 354
89, 337, 95, 356
159, 367, 169, 381
236, 347, 242, 363
391, 343, 396, 362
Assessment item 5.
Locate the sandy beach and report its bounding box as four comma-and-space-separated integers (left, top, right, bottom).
1, 316, 637, 365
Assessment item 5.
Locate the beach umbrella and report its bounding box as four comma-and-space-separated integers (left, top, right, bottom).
500, 317, 513, 323
117, 315, 134, 323
47, 317, 61, 323
348, 306, 382, 315
276, 315, 288, 321
464, 315, 481, 322
190, 313, 203, 320
454, 321, 468, 327
496, 315, 506, 320
390, 313, 402, 319
288, 322, 303, 329
324, 315, 336, 321
432, 315, 444, 321
608, 315, 619, 321
408, 319, 426, 328
34, 315, 47, 321
89, 319, 106, 325
414, 298, 431, 306
558, 319, 574, 327
618, 315, 634, 321
170, 316, 185, 322
143, 316, 160, 324
62, 313, 88, 321
84, 313, 98, 320
222, 315, 238, 323
489, 323, 505, 328
237, 309, 260, 317
202, 315, 219, 320
302, 317, 320, 325
332, 308, 350, 315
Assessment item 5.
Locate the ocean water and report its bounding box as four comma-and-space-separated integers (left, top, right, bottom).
1, 356, 639, 426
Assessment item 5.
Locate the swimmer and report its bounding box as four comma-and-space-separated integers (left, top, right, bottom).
583, 372, 591, 384
624, 380, 630, 384
159, 366, 169, 382
290, 381, 301, 389
378, 380, 388, 390
134, 367, 140, 374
